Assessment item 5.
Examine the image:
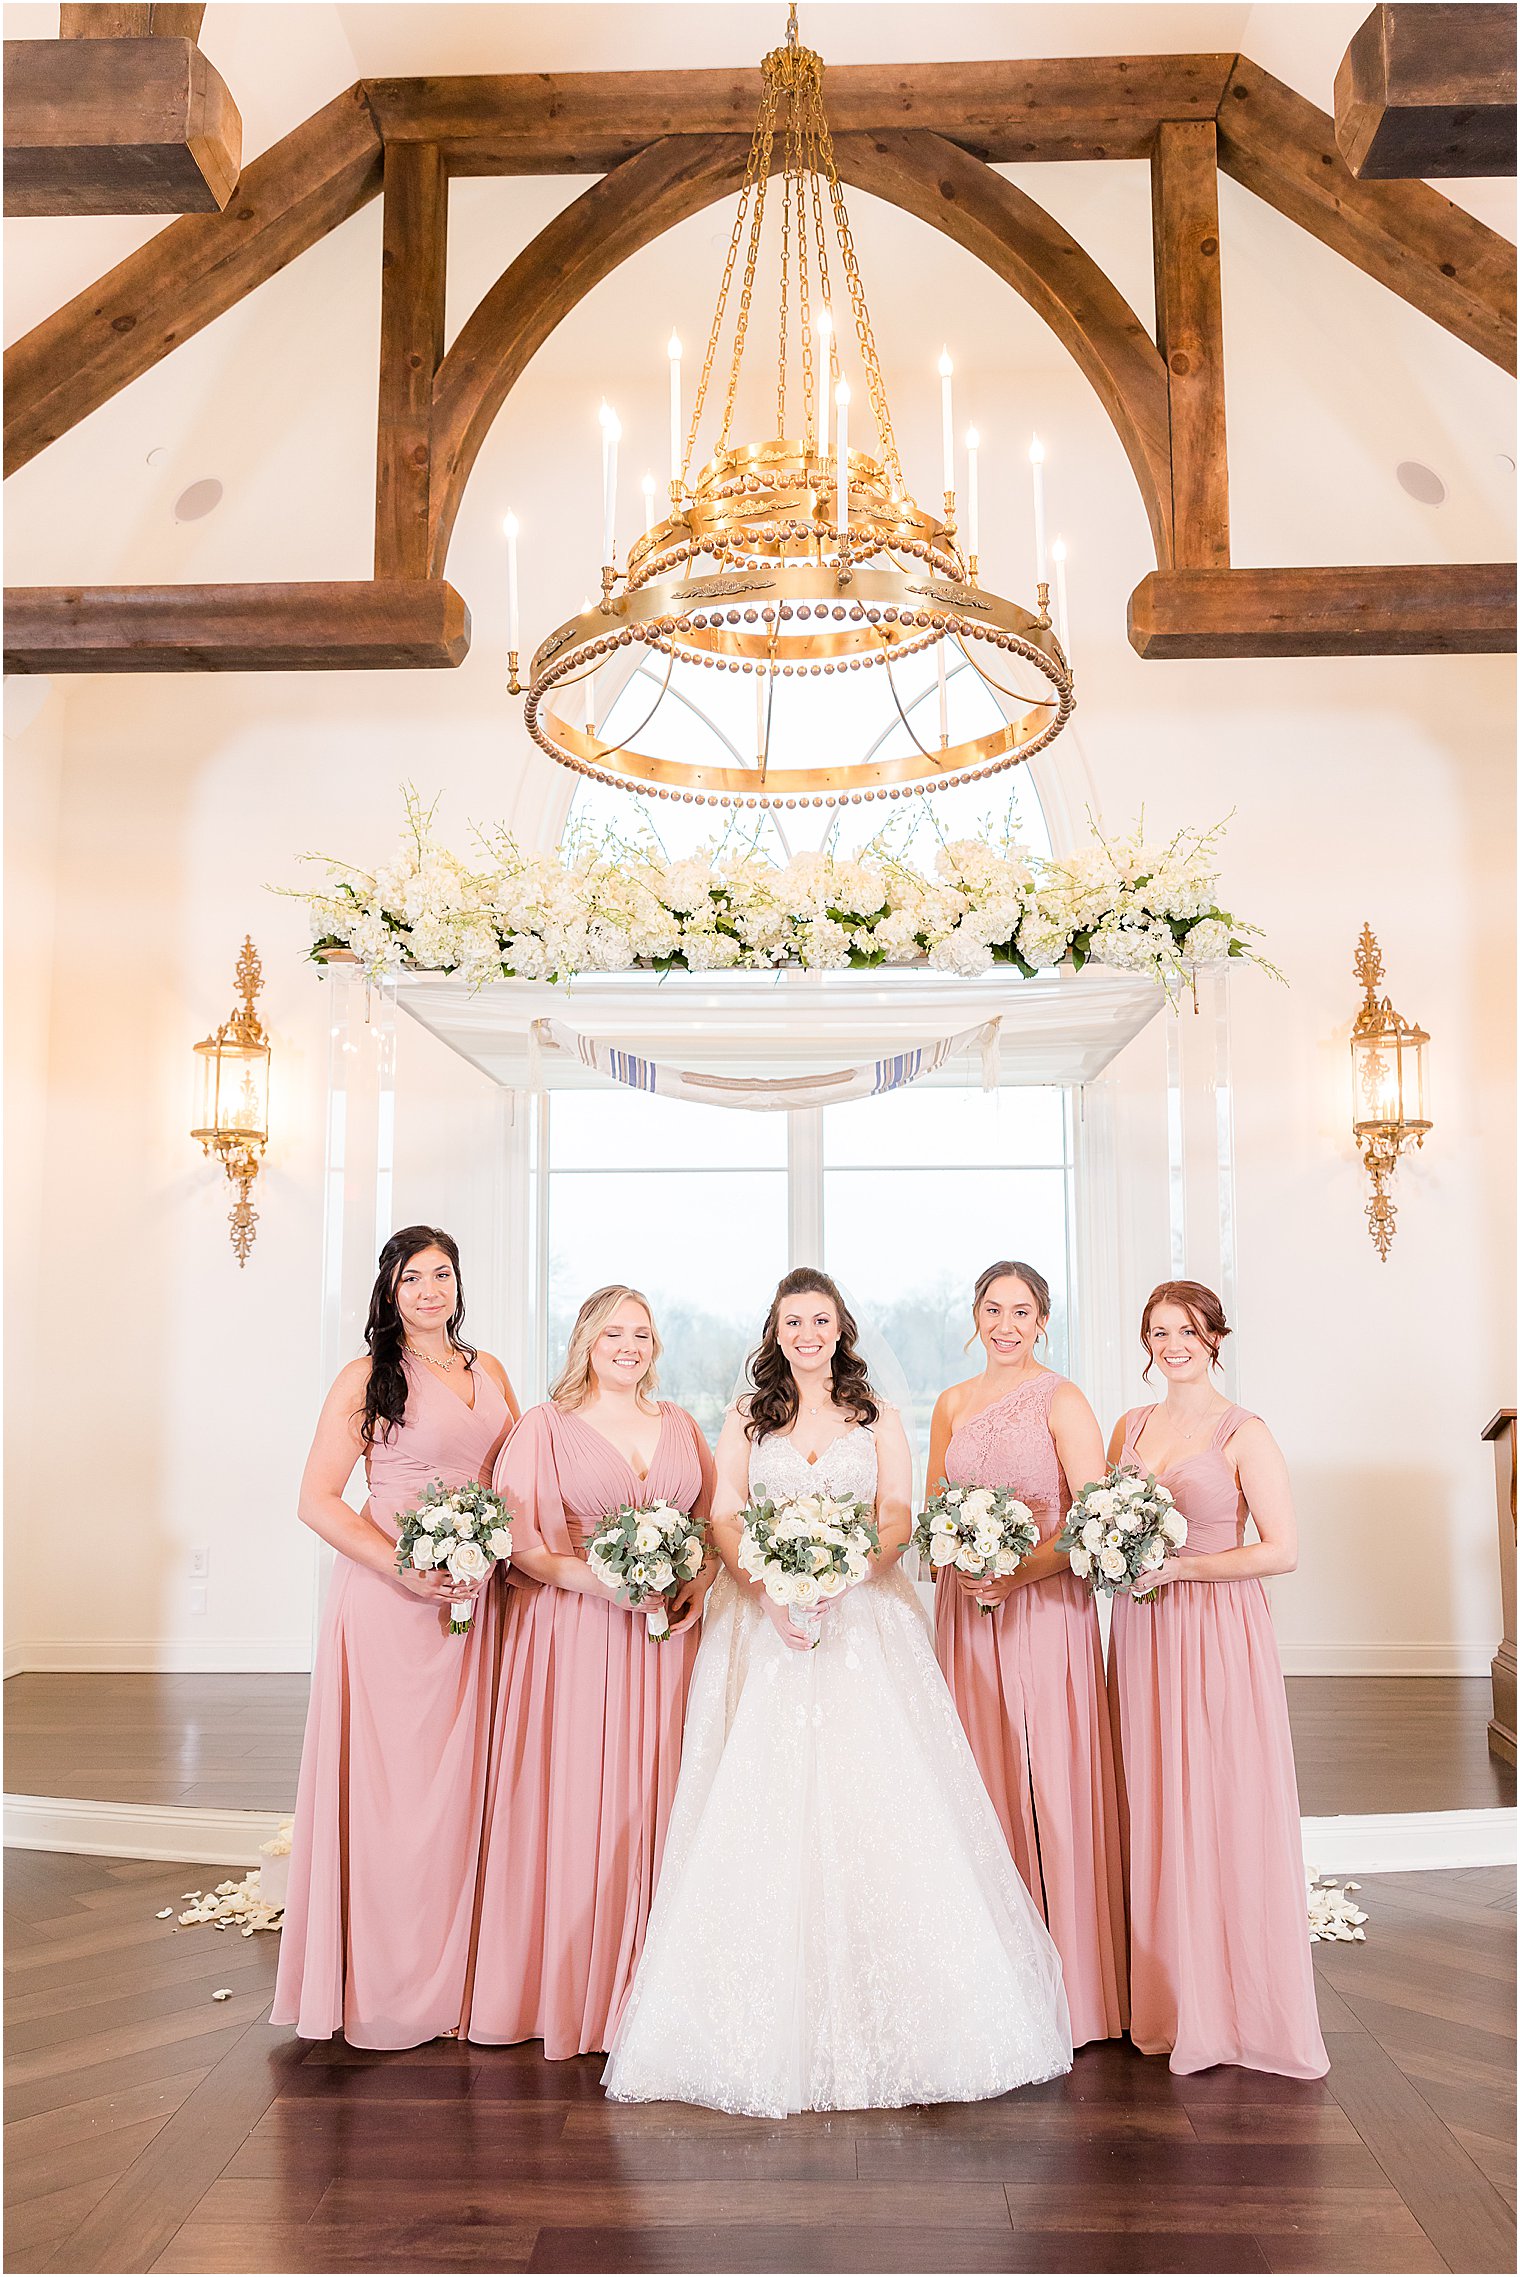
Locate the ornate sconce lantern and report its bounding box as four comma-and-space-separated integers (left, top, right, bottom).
191, 936, 270, 1266
1350, 924, 1432, 1262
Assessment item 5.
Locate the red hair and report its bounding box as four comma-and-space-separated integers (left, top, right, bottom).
1141, 1280, 1231, 1380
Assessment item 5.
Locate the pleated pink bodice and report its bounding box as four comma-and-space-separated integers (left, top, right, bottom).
365, 1353, 509, 1539
1122, 1401, 1251, 1551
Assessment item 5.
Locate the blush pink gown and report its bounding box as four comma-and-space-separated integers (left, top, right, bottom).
272, 1355, 510, 2048
465, 1401, 713, 2058
935, 1371, 1128, 2047
1108, 1403, 1328, 2078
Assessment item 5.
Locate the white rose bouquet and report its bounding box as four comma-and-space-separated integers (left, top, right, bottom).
393, 1479, 513, 1635
586, 1499, 707, 1639
1057, 1466, 1186, 1604
736, 1492, 879, 1647
913, 1484, 1040, 1612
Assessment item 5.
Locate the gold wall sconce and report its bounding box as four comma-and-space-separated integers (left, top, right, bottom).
1350, 924, 1432, 1262
192, 937, 270, 1266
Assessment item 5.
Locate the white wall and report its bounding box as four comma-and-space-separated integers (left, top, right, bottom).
2, 1, 1513, 1673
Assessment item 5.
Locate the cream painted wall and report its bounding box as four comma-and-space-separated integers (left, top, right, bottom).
2, 1, 1513, 1673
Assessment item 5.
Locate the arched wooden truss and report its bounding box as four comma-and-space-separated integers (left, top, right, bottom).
3, 48, 1514, 670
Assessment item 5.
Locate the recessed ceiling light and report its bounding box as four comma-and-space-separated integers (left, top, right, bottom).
1395, 460, 1446, 505
174, 478, 223, 521
146, 446, 169, 466
1497, 453, 1516, 474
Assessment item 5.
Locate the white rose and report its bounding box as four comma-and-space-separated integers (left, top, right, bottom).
650, 1559, 675, 1591
763, 1558, 786, 1591
792, 1574, 821, 1609
945, 1488, 965, 1506
848, 1527, 872, 1554
810, 1544, 834, 1572
993, 1549, 1021, 1576
1085, 1490, 1114, 1521
973, 1529, 1002, 1559
416, 1508, 441, 1533
962, 1490, 995, 1521
448, 1540, 490, 1585
411, 1538, 438, 1569
1161, 1510, 1188, 1545
1139, 1538, 1166, 1571
453, 1511, 477, 1536
1116, 1508, 1142, 1534
1081, 1518, 1104, 1551
1155, 1485, 1175, 1506
681, 1538, 705, 1575
845, 1551, 869, 1579
1099, 1546, 1127, 1581
818, 1569, 848, 1598
1118, 1476, 1146, 1500
954, 1546, 981, 1572
635, 1521, 662, 1554
1068, 1545, 1092, 1579
487, 1528, 513, 1561
929, 1537, 958, 1568
658, 1507, 685, 1541
770, 1572, 799, 1604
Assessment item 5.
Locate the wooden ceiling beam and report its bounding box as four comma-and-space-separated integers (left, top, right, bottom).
3, 34, 241, 216
1150, 120, 1230, 568
3, 83, 381, 476
1215, 55, 1517, 373
834, 130, 1175, 566
1127, 564, 1517, 657
364, 53, 1240, 171
1335, 4, 1517, 180
1, 581, 471, 673
60, 6, 206, 36
374, 143, 447, 580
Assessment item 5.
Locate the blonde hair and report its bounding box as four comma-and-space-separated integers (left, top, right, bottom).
550, 1284, 661, 1411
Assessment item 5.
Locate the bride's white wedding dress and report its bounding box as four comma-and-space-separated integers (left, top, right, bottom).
602, 1420, 1073, 2116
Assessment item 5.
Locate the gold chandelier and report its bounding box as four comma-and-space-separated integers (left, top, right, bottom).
513, 4, 1073, 809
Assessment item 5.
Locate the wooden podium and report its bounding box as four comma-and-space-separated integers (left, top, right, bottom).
1484, 1408, 1517, 1766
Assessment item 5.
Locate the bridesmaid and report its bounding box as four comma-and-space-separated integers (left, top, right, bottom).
1107, 1281, 1327, 2077
466, 1285, 715, 2058
272, 1225, 518, 2047
928, 1259, 1128, 2047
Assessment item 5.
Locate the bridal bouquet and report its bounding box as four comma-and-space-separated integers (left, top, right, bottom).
1058, 1467, 1186, 1603
737, 1492, 879, 1645
586, 1501, 707, 1638
914, 1485, 1040, 1611
393, 1480, 513, 1634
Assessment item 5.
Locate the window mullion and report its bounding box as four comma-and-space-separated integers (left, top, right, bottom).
788, 1106, 825, 1268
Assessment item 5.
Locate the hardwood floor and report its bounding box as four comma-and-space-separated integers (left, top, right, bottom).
4, 1851, 1513, 2275
6, 1674, 1514, 1818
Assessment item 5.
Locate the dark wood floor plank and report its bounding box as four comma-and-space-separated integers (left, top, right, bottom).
6, 2019, 252, 2124
6, 1955, 279, 2056
4, 2175, 123, 2273
1286, 1677, 1515, 1812
149, 2220, 538, 2273
1251, 2230, 1447, 2275
5, 2111, 171, 2210
6, 1984, 273, 2089
860, 2136, 1386, 2188
315, 2176, 1019, 2229
526, 2228, 1272, 2274
1002, 2181, 1429, 2237
1322, 2025, 1515, 2274
3, 2067, 208, 2162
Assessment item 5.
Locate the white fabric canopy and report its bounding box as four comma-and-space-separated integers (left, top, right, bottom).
528, 1013, 1002, 1111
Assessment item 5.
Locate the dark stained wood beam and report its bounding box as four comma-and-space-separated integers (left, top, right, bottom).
3, 35, 240, 216
3, 83, 381, 476
1127, 563, 1517, 657
1, 582, 471, 672
365, 53, 1240, 171
1335, 4, 1517, 179
1150, 119, 1229, 567
835, 130, 1175, 566
429, 133, 755, 576
60, 5, 206, 35
1215, 55, 1517, 373
374, 142, 447, 579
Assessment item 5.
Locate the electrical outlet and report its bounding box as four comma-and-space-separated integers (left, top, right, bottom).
189, 1548, 209, 1580
189, 1584, 208, 1616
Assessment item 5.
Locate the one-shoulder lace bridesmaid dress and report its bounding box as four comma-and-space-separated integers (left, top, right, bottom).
936, 1371, 1128, 2047
1108, 1402, 1328, 2077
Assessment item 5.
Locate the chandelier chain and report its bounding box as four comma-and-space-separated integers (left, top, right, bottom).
718, 80, 778, 452
685, 75, 774, 483
818, 118, 902, 489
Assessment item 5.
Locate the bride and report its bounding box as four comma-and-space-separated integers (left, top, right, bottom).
603, 1268, 1072, 2116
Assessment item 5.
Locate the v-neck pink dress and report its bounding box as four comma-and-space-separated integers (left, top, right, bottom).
272, 1354, 511, 2048
935, 1371, 1128, 2047
465, 1399, 714, 2058
1108, 1403, 1327, 2077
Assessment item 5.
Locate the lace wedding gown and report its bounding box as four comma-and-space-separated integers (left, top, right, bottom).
602, 1422, 1073, 2115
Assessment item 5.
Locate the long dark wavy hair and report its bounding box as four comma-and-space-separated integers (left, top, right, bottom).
743, 1268, 879, 1443
360, 1225, 477, 1449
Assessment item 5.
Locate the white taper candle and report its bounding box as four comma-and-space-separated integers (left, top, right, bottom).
667, 333, 682, 487
601, 404, 620, 564
965, 426, 979, 558
502, 512, 520, 652
1052, 537, 1070, 650
938, 350, 954, 495
1029, 433, 1048, 585
641, 473, 656, 534
835, 379, 850, 542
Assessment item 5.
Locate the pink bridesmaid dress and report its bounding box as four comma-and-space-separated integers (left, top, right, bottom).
272, 1355, 510, 2048
1109, 1403, 1328, 2077
466, 1401, 714, 2058
936, 1371, 1128, 2047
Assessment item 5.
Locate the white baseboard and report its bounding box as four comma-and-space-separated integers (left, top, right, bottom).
1301, 1807, 1515, 1875
1279, 1645, 1494, 1677
3, 1794, 286, 1868
6, 1639, 313, 1674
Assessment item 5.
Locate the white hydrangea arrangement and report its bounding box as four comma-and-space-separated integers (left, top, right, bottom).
393, 1479, 513, 1634
914, 1484, 1040, 1611
585, 1499, 707, 1638
1058, 1466, 1187, 1602
738, 1492, 879, 1646
294, 792, 1265, 997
